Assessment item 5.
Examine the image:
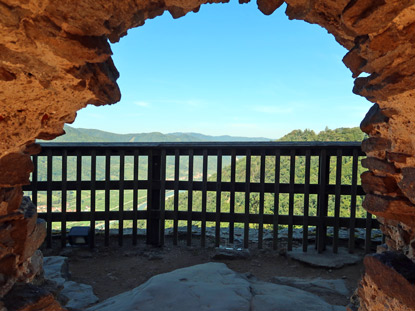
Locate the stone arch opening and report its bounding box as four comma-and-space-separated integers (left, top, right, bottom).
74, 1, 370, 137
1, 1, 415, 310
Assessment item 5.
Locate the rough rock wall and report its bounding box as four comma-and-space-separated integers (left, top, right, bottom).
358, 251, 415, 311
286, 2, 415, 308
1, 0, 415, 310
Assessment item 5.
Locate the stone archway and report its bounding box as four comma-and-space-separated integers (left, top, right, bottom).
1, 1, 415, 310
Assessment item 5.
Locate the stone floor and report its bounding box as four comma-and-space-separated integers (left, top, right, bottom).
43, 257, 353, 311
86, 262, 347, 311
42, 234, 367, 310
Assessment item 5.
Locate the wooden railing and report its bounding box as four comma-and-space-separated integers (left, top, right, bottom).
23, 142, 379, 253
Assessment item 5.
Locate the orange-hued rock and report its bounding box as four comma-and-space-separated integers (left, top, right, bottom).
22, 143, 41, 156
359, 274, 414, 311
342, 0, 414, 36
359, 104, 389, 134
0, 0, 414, 158
363, 194, 415, 216
377, 217, 415, 261
0, 197, 46, 297
361, 171, 399, 196
361, 157, 398, 175
12, 197, 46, 263
398, 167, 415, 205
0, 187, 23, 216
257, 0, 284, 15
342, 48, 367, 79
361, 137, 391, 158
359, 252, 415, 310
0, 153, 33, 187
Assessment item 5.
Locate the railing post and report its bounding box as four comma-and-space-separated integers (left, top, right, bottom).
46, 149, 53, 248
147, 149, 162, 246
348, 148, 359, 253
316, 149, 330, 253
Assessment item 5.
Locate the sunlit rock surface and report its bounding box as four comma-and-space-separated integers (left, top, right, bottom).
358, 252, 415, 311
86, 263, 345, 311
1, 1, 415, 157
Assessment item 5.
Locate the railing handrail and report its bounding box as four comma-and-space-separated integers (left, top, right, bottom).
36, 141, 364, 157
38, 141, 362, 148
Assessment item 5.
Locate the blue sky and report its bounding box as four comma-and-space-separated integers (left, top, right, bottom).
72, 1, 372, 139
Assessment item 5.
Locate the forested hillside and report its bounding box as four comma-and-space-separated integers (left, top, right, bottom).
278, 127, 367, 142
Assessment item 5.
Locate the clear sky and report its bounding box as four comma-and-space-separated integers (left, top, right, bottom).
72, 1, 372, 139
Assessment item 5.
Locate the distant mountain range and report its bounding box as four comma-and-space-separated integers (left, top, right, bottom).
42, 125, 365, 143
44, 125, 273, 143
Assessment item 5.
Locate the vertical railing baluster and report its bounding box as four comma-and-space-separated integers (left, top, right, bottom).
317, 149, 330, 253
201, 149, 208, 247
244, 150, 251, 249
215, 150, 222, 247
160, 149, 167, 246
349, 148, 358, 253
147, 149, 162, 246
273, 150, 280, 250
104, 150, 111, 246
46, 150, 53, 248
333, 148, 342, 253
258, 150, 266, 249
303, 149, 310, 252
61, 150, 67, 248
187, 149, 194, 246
76, 150, 82, 216
32, 155, 38, 206
90, 150, 96, 248
119, 150, 125, 246
132, 149, 139, 245
229, 149, 236, 244
287, 149, 296, 251
173, 149, 180, 245
146, 150, 153, 245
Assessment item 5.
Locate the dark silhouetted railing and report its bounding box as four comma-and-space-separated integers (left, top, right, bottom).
23, 142, 380, 253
